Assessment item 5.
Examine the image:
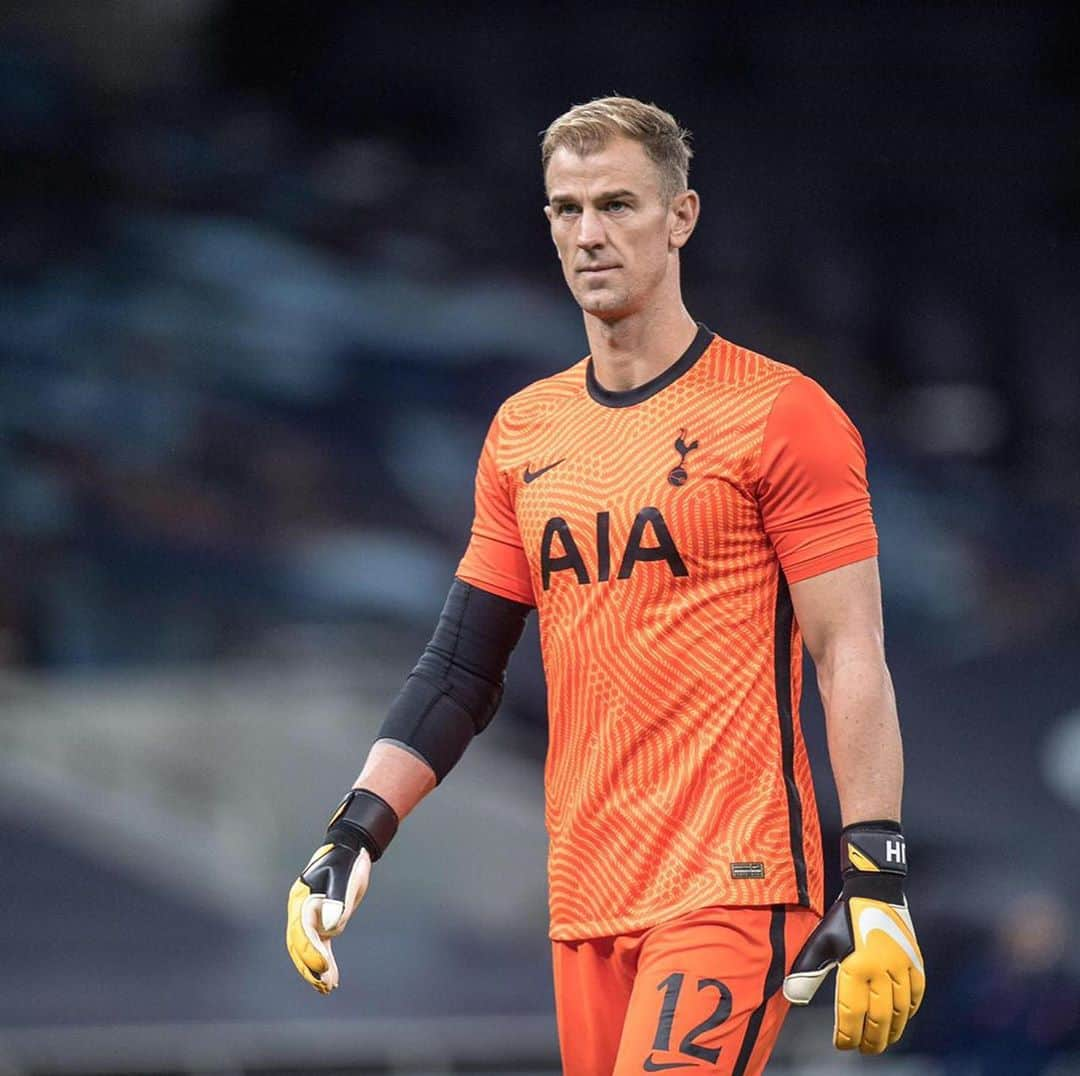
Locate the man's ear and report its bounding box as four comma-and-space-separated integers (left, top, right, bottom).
669, 189, 700, 250
543, 205, 560, 251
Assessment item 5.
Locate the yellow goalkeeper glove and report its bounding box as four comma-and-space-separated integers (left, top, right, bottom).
286, 789, 398, 994
783, 821, 925, 1053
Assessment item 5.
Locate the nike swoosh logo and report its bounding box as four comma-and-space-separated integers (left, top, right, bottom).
642, 1057, 697, 1072
857, 905, 924, 973
523, 458, 565, 483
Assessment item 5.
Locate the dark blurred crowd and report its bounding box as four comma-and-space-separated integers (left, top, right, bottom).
919, 890, 1080, 1075
2, 3, 1078, 672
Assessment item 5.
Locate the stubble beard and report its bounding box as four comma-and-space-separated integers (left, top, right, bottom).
571, 251, 674, 323
574, 279, 634, 320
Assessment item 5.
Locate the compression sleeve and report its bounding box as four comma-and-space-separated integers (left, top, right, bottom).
376, 579, 532, 782
757, 375, 879, 584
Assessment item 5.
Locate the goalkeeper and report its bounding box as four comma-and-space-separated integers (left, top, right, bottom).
287, 95, 923, 1073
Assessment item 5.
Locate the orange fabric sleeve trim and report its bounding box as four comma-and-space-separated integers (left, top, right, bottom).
455, 413, 535, 607
781, 541, 878, 585
455, 537, 535, 606
757, 375, 878, 585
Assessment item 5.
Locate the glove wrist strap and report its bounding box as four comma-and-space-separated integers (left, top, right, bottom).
841, 871, 906, 904
326, 788, 399, 862
840, 820, 907, 905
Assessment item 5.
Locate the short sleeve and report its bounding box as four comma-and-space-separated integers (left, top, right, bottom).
455, 411, 536, 606
757, 375, 878, 585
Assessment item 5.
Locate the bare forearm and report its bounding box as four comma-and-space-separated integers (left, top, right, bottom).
818, 651, 903, 826
353, 740, 437, 820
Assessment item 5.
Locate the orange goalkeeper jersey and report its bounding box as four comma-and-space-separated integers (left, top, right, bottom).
456, 325, 878, 940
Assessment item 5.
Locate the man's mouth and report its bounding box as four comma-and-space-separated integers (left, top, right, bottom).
578, 265, 619, 273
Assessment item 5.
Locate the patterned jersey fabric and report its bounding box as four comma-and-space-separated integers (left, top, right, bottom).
456, 325, 877, 940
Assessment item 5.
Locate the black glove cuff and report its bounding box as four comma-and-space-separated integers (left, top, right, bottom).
325, 788, 399, 862
841, 820, 906, 875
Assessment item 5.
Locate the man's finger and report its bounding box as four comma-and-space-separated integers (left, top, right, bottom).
300, 894, 339, 990
287, 881, 327, 972
833, 970, 866, 1051
910, 964, 926, 1016
887, 968, 912, 1046
286, 880, 338, 994
857, 970, 893, 1055
287, 932, 329, 994
783, 962, 833, 1005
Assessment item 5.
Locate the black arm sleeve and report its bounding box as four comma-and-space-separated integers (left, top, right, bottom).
376, 579, 532, 782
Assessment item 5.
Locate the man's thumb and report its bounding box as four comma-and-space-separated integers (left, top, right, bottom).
320, 900, 345, 934
783, 962, 833, 1005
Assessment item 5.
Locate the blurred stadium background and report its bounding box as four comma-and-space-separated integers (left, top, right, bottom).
1, 2, 1079, 1074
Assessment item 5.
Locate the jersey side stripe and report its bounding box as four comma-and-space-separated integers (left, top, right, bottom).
732, 906, 787, 1075
775, 575, 810, 906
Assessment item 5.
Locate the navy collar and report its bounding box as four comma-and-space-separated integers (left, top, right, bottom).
586, 322, 714, 408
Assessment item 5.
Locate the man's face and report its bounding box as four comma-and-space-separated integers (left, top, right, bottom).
544, 136, 695, 321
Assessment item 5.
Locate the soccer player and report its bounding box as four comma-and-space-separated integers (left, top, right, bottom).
286, 97, 924, 1074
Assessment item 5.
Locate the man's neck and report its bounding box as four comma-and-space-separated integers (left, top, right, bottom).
585, 304, 699, 393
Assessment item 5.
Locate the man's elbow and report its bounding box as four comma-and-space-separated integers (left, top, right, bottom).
808, 629, 888, 697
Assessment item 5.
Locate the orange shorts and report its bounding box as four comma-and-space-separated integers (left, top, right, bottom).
552, 904, 819, 1076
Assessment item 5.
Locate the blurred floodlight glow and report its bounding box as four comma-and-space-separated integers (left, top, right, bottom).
899, 383, 1008, 457
1041, 707, 1080, 810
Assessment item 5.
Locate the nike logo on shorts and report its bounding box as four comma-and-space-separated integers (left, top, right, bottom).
642, 1055, 697, 1071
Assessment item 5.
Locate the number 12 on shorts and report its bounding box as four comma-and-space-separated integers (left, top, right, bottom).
645, 972, 733, 1070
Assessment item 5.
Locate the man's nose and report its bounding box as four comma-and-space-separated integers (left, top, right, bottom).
576, 207, 605, 249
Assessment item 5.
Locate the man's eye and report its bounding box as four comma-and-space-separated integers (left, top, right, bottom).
605, 201, 628, 212
555, 204, 580, 216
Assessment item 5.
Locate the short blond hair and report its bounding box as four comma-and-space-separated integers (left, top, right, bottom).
541, 96, 693, 202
